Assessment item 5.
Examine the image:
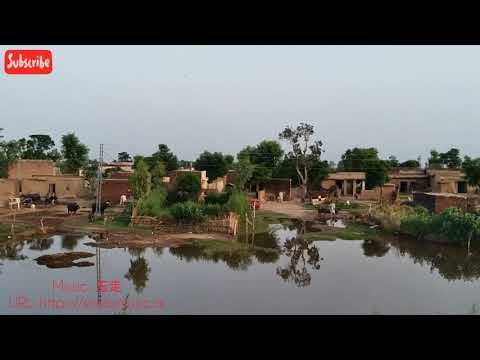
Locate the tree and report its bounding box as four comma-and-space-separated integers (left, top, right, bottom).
84, 159, 99, 193
238, 140, 284, 190
279, 123, 324, 200
150, 161, 166, 189
388, 156, 399, 168
339, 147, 391, 192
151, 144, 178, 172
233, 157, 255, 191
21, 134, 56, 160
60, 133, 89, 174
129, 158, 151, 201
399, 159, 420, 168
224, 155, 234, 168
194, 151, 229, 182
440, 148, 462, 169
175, 173, 201, 202
463, 156, 480, 190
428, 150, 443, 169
118, 152, 132, 162
124, 256, 151, 294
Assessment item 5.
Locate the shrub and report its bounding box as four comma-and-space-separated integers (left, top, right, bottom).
226, 191, 250, 220
205, 192, 231, 205
137, 187, 168, 217
202, 203, 228, 217
400, 206, 433, 239
175, 173, 201, 202
170, 201, 206, 224
434, 207, 480, 244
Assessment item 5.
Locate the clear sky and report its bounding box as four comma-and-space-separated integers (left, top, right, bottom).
1, 45, 479, 164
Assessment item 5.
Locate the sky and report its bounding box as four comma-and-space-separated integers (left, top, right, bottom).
1, 45, 479, 165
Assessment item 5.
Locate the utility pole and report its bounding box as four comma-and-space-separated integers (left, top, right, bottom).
95, 144, 104, 217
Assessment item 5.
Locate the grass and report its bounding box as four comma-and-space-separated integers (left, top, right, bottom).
184, 238, 280, 257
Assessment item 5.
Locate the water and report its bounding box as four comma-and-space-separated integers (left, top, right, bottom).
1, 224, 480, 315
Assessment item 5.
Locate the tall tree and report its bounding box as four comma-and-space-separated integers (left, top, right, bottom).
440, 148, 462, 169
224, 155, 234, 169
21, 134, 56, 160
194, 151, 229, 181
279, 123, 324, 200
151, 144, 178, 172
233, 157, 255, 191
463, 156, 480, 190
428, 150, 443, 169
238, 140, 284, 190
129, 158, 151, 200
339, 147, 391, 190
60, 133, 89, 174
150, 161, 166, 189
118, 152, 132, 162
388, 155, 399, 168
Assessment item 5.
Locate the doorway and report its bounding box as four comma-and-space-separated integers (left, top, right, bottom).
48, 183, 56, 194
400, 181, 408, 193
458, 181, 467, 193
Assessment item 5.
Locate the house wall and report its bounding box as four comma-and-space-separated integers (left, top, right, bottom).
101, 179, 133, 203
413, 192, 476, 214
22, 176, 86, 199
358, 184, 397, 204
264, 179, 292, 201
8, 160, 55, 179
0, 179, 20, 207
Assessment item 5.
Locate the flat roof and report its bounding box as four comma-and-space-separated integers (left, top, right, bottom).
418, 192, 468, 199
327, 172, 366, 180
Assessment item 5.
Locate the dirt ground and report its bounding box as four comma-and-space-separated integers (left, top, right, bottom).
260, 200, 318, 220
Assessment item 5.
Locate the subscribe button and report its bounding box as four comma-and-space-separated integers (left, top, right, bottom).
4, 49, 52, 74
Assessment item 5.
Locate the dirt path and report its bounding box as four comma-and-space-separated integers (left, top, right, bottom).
260, 200, 317, 221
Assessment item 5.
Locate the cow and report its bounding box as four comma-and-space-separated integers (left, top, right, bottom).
90, 200, 112, 221
66, 202, 80, 215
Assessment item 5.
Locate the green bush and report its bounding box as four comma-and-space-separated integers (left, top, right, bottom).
114, 202, 133, 225
400, 206, 433, 239
205, 192, 231, 205
137, 187, 168, 217
226, 191, 250, 220
170, 201, 206, 224
434, 207, 480, 244
175, 173, 201, 202
202, 203, 228, 217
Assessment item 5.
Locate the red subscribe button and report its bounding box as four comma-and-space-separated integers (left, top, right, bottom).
4, 50, 52, 74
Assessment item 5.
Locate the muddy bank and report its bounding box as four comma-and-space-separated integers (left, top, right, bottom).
84, 231, 234, 249
35, 252, 95, 268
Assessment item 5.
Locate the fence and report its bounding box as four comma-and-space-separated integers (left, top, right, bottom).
130, 212, 239, 236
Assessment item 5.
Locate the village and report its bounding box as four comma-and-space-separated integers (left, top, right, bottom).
0, 125, 479, 263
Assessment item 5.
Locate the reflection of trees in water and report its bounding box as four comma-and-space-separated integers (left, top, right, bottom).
152, 247, 164, 257
60, 234, 84, 250
169, 241, 280, 271
124, 256, 151, 294
276, 236, 321, 288
128, 247, 146, 257
27, 237, 54, 251
362, 240, 390, 257
0, 241, 27, 261
389, 238, 480, 282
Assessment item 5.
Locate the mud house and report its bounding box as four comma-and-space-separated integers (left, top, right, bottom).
102, 161, 134, 173
413, 192, 480, 214
0, 159, 88, 206
320, 172, 366, 197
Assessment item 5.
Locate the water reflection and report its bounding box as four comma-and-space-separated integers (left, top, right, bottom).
276, 237, 321, 288
61, 234, 84, 250
0, 241, 27, 261
362, 239, 390, 257
124, 256, 151, 294
389, 238, 480, 282
27, 237, 54, 251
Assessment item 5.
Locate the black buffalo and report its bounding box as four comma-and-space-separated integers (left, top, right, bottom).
90, 200, 112, 217
66, 202, 80, 215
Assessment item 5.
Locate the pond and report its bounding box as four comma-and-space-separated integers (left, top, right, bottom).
1, 222, 480, 315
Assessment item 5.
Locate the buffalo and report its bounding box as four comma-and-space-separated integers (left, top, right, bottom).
66, 202, 80, 215
90, 200, 112, 220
